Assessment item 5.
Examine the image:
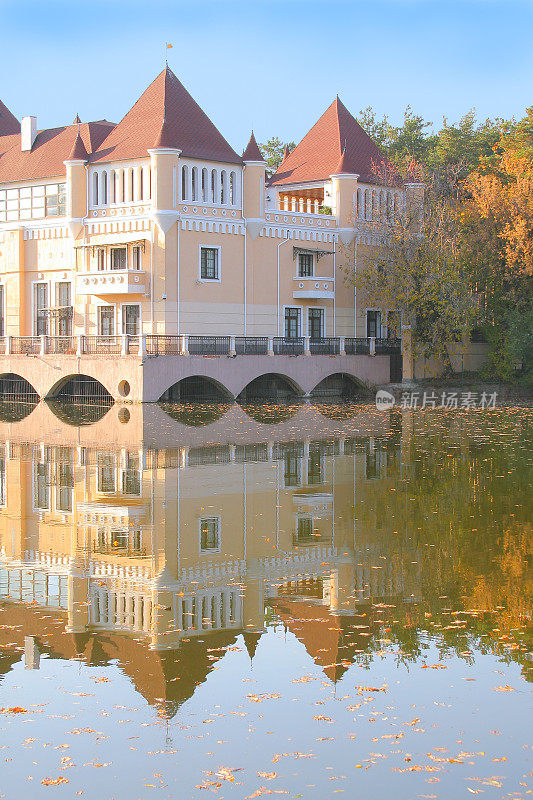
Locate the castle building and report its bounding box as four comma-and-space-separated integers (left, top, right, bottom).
0, 67, 408, 346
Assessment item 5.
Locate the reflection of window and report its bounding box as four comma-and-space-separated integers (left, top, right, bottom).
0, 285, 4, 337
284, 454, 301, 487
307, 450, 324, 485
0, 455, 5, 506
295, 517, 314, 543
298, 252, 314, 277
121, 452, 140, 495
97, 454, 116, 493
34, 462, 49, 509
200, 517, 220, 552
96, 527, 142, 555
56, 462, 73, 512
365, 444, 386, 480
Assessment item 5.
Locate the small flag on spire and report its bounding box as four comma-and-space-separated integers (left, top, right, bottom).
166, 42, 173, 49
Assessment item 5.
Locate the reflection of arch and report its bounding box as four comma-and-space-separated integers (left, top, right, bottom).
310, 373, 368, 400
314, 401, 361, 420
240, 402, 300, 424
0, 373, 39, 401
46, 399, 111, 426
237, 373, 303, 402
0, 399, 38, 422
47, 374, 114, 405
158, 375, 232, 403
159, 401, 231, 426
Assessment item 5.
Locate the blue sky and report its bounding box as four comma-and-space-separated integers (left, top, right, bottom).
0, 0, 531, 153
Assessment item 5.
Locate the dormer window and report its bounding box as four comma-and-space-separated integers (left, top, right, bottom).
298, 252, 314, 277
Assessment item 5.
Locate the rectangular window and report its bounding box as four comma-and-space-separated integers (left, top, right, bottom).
0, 285, 4, 337
97, 453, 116, 493
308, 308, 324, 340
284, 307, 301, 339
131, 245, 142, 270
366, 310, 381, 338
55, 282, 72, 336
44, 183, 66, 218
98, 306, 115, 336
122, 304, 140, 336
200, 247, 219, 280
110, 248, 127, 270
34, 283, 49, 336
97, 249, 106, 271
200, 517, 220, 552
298, 252, 314, 277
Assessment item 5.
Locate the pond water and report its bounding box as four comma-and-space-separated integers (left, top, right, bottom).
0, 401, 531, 799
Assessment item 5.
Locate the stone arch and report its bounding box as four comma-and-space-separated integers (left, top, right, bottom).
158, 375, 232, 403
237, 373, 304, 402
0, 373, 40, 401
309, 372, 368, 399
46, 374, 114, 404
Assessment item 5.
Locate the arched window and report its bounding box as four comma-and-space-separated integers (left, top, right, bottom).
139, 168, 143, 201
357, 188, 362, 218
192, 167, 198, 201
230, 172, 237, 204
202, 168, 208, 202
110, 170, 116, 203
181, 165, 188, 201
148, 167, 152, 200
129, 168, 134, 202
211, 169, 216, 204
93, 172, 99, 206
364, 190, 370, 220
102, 171, 108, 205
220, 170, 227, 204
372, 191, 378, 219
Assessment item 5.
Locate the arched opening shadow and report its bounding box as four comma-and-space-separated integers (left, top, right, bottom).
310, 373, 369, 401
48, 375, 114, 405
240, 402, 301, 425
158, 402, 231, 427
0, 373, 39, 402
237, 373, 303, 403
0, 399, 38, 422
159, 376, 232, 403
46, 400, 112, 426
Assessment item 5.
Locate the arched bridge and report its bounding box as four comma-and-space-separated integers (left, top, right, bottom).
0, 335, 399, 402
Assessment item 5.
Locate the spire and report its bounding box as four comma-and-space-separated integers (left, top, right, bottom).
242, 631, 262, 662
67, 130, 88, 161
281, 144, 290, 164
73, 114, 81, 125
242, 130, 264, 162
0, 98, 20, 136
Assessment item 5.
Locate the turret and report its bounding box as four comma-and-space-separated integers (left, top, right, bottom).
148, 120, 181, 236
329, 148, 359, 245
63, 128, 89, 240
242, 131, 266, 239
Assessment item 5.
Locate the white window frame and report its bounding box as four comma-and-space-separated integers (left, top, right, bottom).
32, 454, 50, 512
120, 303, 142, 336
365, 308, 383, 339
283, 305, 302, 338
199, 516, 221, 554
198, 244, 221, 282
97, 303, 116, 337
297, 252, 315, 278
109, 246, 128, 271
283, 453, 302, 488
131, 244, 142, 271
307, 306, 325, 338
31, 279, 50, 336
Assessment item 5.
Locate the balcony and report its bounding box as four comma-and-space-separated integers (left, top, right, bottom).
293, 276, 334, 300
76, 269, 147, 296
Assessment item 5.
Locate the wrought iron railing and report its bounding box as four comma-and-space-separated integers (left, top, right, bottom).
344, 337, 370, 355
309, 337, 340, 355
235, 336, 269, 355
273, 337, 305, 355
375, 337, 401, 354
46, 336, 76, 355
145, 335, 180, 356
83, 336, 122, 355
188, 336, 231, 356
10, 336, 41, 355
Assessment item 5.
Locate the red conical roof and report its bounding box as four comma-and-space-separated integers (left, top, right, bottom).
0, 99, 20, 137
270, 96, 388, 185
92, 66, 240, 164
242, 130, 264, 162
67, 131, 89, 161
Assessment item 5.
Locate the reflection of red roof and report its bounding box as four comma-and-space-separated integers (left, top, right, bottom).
270, 598, 373, 682
269, 97, 388, 186
0, 99, 20, 136
0, 121, 115, 182
91, 66, 240, 165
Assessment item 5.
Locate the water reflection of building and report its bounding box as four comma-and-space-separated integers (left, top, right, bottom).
0, 412, 425, 713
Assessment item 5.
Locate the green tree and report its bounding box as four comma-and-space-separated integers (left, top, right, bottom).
258, 136, 295, 173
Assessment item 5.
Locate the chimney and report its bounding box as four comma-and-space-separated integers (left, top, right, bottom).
21, 116, 37, 151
